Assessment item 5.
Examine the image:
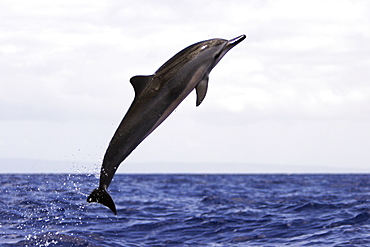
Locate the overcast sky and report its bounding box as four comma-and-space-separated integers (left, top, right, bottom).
1, 0, 370, 173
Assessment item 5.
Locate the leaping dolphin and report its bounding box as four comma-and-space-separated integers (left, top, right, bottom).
87, 34, 246, 214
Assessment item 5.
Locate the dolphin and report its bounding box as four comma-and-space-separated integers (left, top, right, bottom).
87, 34, 246, 214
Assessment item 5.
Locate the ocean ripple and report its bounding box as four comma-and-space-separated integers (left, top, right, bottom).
1, 174, 369, 246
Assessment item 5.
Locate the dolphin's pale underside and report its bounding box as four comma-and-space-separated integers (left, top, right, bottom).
87, 35, 246, 214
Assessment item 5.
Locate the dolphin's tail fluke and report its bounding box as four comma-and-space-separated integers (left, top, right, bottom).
87, 188, 117, 215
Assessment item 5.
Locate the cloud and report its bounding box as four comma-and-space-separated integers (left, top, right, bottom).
1, 0, 370, 172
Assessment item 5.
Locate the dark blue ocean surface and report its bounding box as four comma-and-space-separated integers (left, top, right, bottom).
1, 174, 370, 246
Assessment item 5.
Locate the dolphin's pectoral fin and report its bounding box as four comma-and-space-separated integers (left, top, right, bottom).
130, 75, 153, 97
195, 76, 209, 107
87, 188, 117, 215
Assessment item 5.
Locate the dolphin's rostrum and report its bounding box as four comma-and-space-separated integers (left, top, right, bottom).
87, 35, 246, 214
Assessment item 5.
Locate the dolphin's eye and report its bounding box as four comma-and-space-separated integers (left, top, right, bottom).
214, 52, 222, 59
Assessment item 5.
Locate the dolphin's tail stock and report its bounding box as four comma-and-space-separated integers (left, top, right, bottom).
87, 188, 117, 215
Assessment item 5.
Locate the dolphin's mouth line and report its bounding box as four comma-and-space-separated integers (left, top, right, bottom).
228, 35, 247, 47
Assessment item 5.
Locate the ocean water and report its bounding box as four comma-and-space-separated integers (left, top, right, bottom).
1, 174, 369, 246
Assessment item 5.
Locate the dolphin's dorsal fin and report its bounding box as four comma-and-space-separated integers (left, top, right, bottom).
130, 75, 153, 97
195, 76, 209, 106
